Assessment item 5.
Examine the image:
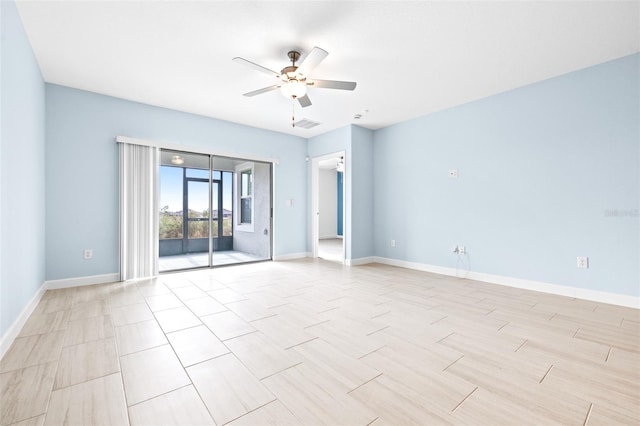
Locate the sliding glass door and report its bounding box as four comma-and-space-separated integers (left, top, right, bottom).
158, 150, 272, 272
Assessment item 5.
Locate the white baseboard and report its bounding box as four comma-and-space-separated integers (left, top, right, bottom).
347, 256, 376, 266
273, 252, 311, 261
45, 273, 120, 290
372, 257, 639, 309
1, 282, 47, 360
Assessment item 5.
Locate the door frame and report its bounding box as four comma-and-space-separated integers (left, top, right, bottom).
311, 150, 347, 262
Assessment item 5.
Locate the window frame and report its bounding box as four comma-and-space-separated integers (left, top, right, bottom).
234, 162, 254, 232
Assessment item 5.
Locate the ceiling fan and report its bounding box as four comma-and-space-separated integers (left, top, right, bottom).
233, 47, 357, 108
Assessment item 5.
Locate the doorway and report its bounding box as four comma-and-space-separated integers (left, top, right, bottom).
158, 150, 272, 272
312, 151, 346, 263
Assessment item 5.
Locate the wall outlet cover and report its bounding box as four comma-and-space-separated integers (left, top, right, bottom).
577, 256, 589, 269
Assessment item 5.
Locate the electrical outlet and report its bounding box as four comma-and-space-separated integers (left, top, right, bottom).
391, 239, 396, 248
577, 256, 589, 269
459, 246, 466, 254
84, 249, 93, 260
448, 169, 458, 178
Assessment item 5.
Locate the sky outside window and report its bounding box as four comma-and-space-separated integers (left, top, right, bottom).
160, 166, 232, 213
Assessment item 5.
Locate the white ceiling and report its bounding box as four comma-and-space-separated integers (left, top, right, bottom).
16, 1, 640, 138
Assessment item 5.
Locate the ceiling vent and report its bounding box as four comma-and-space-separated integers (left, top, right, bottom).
294, 118, 321, 129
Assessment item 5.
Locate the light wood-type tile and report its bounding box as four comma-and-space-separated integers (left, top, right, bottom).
108, 288, 145, 308
145, 293, 184, 312
269, 303, 327, 328
2, 260, 639, 425
171, 284, 208, 301
154, 306, 202, 333
306, 320, 384, 359
326, 296, 394, 319
7, 415, 45, 426
361, 346, 476, 412
350, 374, 456, 425
606, 347, 640, 378
262, 363, 378, 425
574, 324, 640, 352
166, 325, 229, 367
451, 386, 560, 425
128, 385, 214, 426
68, 299, 110, 321
242, 290, 289, 309
159, 274, 194, 289
110, 302, 154, 327
17, 310, 69, 337
587, 402, 640, 425
224, 331, 302, 379
44, 373, 128, 426
120, 344, 191, 405
0, 362, 57, 425
0, 332, 64, 373
227, 400, 299, 426
514, 333, 611, 369
183, 296, 227, 316
63, 314, 114, 346
444, 353, 591, 424
114, 319, 167, 355
291, 337, 381, 392
541, 364, 640, 421
189, 277, 228, 292
32, 292, 73, 315
208, 288, 248, 304
134, 278, 171, 297
251, 315, 316, 349
621, 318, 640, 332
70, 284, 112, 306
226, 299, 276, 322
187, 353, 276, 425
54, 338, 119, 389
369, 329, 464, 371
201, 310, 256, 341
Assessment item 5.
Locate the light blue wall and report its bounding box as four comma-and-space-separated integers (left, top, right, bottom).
350, 125, 374, 260
45, 84, 307, 281
0, 0, 46, 337
374, 54, 639, 297
308, 126, 352, 257
307, 125, 374, 261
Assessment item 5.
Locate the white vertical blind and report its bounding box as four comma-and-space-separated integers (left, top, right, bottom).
119, 143, 159, 280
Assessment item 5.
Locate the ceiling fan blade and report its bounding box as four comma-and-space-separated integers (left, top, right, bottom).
310, 79, 357, 91
296, 47, 328, 76
233, 57, 280, 78
298, 94, 312, 108
242, 85, 280, 97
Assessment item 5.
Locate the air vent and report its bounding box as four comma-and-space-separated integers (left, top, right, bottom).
294, 118, 321, 129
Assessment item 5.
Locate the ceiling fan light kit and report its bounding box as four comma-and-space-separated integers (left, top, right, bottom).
280, 80, 307, 99
233, 46, 357, 126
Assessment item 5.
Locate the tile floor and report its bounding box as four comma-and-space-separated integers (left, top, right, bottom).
1, 259, 638, 425
159, 250, 265, 272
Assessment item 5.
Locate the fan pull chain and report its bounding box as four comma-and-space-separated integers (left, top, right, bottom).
292, 101, 296, 127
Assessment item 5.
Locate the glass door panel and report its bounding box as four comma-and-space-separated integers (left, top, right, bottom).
186, 179, 210, 268
158, 150, 272, 272
158, 150, 211, 272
